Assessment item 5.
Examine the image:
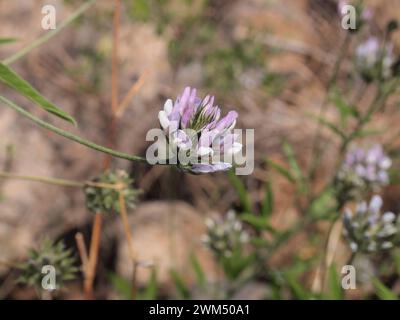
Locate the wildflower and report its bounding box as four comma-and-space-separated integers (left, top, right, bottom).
335, 144, 391, 201
84, 170, 139, 214
202, 211, 249, 258
158, 87, 242, 173
17, 240, 78, 290
343, 195, 400, 253
355, 37, 395, 81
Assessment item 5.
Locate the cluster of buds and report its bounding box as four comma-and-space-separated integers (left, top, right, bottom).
17, 240, 78, 290
355, 37, 395, 82
202, 211, 249, 258
335, 145, 391, 201
343, 195, 400, 253
84, 170, 139, 214
158, 87, 242, 173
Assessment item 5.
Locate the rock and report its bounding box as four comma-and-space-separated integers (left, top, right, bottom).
116, 201, 217, 290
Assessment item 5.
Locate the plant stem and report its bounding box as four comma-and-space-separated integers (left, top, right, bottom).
308, 32, 351, 181
0, 171, 126, 190
0, 95, 146, 163
84, 212, 102, 300
0, 171, 84, 187
118, 191, 138, 299
2, 0, 97, 66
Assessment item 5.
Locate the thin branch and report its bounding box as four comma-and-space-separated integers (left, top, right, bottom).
84, 212, 102, 300
75, 233, 89, 272
0, 95, 146, 163
2, 0, 97, 65
116, 71, 149, 118
118, 191, 138, 299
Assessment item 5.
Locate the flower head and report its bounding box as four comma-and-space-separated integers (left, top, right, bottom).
355, 37, 395, 81
84, 170, 139, 214
202, 211, 249, 258
17, 240, 78, 290
343, 195, 400, 253
335, 144, 391, 201
158, 87, 242, 173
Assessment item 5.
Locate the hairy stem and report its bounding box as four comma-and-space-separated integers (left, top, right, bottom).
0, 95, 146, 163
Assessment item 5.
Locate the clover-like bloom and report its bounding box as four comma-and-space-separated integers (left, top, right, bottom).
355, 37, 395, 81
343, 195, 400, 253
158, 87, 242, 173
202, 211, 249, 258
335, 144, 391, 201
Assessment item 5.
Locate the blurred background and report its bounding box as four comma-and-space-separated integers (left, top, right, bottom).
0, 0, 400, 299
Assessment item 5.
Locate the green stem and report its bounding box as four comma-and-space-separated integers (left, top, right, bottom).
307, 32, 351, 181
2, 0, 97, 66
0, 96, 146, 163
0, 171, 84, 187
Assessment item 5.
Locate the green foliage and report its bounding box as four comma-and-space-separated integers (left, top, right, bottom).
0, 63, 76, 125
190, 252, 206, 288
170, 269, 191, 299
17, 240, 78, 290
327, 264, 344, 300
0, 38, 17, 45
371, 278, 398, 300
84, 170, 139, 214
228, 170, 252, 213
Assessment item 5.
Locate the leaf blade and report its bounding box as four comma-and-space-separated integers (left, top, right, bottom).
0, 62, 76, 125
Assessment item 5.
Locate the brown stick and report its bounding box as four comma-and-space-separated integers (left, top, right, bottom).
83, 0, 121, 299
84, 212, 103, 300
118, 192, 138, 299
75, 232, 89, 272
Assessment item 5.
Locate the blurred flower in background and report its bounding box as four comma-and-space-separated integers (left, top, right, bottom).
158, 87, 242, 173
335, 144, 391, 201
355, 37, 395, 81
343, 195, 400, 253
202, 211, 249, 259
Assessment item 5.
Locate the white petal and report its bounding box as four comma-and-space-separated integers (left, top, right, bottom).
227, 142, 242, 155
197, 146, 214, 157
164, 99, 173, 115
369, 195, 383, 214
158, 110, 170, 130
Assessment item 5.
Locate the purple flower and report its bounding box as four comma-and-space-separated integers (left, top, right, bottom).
158, 87, 242, 173
337, 144, 391, 200
355, 37, 395, 80
343, 195, 400, 253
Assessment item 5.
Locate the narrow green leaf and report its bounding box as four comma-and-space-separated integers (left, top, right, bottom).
330, 90, 359, 124
0, 38, 17, 45
261, 180, 274, 217
240, 213, 276, 233
170, 270, 191, 299
284, 272, 311, 300
372, 278, 398, 300
307, 113, 346, 139
266, 158, 296, 184
0, 63, 76, 125
354, 128, 386, 138
190, 252, 206, 287
228, 170, 252, 213
142, 269, 158, 300
327, 263, 343, 300
282, 141, 306, 193
108, 273, 132, 300
394, 251, 400, 276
